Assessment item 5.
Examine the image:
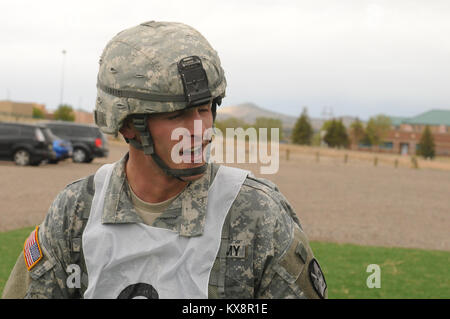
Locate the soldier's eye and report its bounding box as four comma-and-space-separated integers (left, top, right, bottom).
168, 113, 182, 120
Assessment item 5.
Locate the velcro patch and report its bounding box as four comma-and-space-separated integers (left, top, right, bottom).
24, 226, 43, 271
295, 242, 308, 264
226, 241, 246, 258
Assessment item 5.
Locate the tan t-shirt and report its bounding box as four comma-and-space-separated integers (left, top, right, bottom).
128, 184, 180, 226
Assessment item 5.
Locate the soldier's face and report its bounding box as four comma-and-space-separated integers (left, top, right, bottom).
147, 104, 213, 180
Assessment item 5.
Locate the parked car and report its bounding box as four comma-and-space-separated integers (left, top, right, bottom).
44, 121, 109, 163
0, 122, 55, 166
38, 125, 73, 164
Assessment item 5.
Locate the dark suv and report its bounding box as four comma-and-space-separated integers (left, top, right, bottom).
0, 122, 55, 166
44, 121, 109, 163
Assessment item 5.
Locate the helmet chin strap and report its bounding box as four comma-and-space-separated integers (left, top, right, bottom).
126, 115, 208, 181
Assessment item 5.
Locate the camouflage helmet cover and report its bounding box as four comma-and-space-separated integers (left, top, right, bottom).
95, 21, 227, 135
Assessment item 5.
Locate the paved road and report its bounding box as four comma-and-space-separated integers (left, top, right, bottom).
0, 142, 128, 232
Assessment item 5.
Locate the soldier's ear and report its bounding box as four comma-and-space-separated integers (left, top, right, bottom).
119, 120, 137, 140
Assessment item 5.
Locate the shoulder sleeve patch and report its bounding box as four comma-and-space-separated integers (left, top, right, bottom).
278, 225, 328, 299
23, 226, 43, 271
308, 258, 327, 299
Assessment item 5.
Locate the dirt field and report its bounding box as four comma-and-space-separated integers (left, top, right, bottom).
1, 141, 449, 251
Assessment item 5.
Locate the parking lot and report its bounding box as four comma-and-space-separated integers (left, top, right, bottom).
1, 141, 449, 251
0, 141, 127, 232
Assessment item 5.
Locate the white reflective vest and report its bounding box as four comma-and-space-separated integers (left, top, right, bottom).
82, 164, 248, 299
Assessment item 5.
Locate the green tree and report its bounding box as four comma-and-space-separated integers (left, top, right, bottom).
323, 118, 350, 148
417, 125, 435, 159
349, 118, 365, 145
53, 104, 75, 122
291, 108, 313, 145
253, 117, 283, 141
365, 115, 391, 146
32, 107, 45, 119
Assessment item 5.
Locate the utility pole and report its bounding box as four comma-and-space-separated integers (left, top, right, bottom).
321, 106, 334, 120
59, 50, 67, 106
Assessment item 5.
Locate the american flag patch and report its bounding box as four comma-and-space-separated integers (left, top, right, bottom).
23, 226, 43, 271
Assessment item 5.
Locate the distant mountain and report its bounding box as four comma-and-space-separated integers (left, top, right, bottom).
217, 103, 297, 128
216, 103, 360, 131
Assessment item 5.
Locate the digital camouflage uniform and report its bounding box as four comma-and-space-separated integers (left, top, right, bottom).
3, 21, 327, 299
3, 154, 327, 299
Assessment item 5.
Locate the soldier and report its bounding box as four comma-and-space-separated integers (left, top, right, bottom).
2, 21, 327, 299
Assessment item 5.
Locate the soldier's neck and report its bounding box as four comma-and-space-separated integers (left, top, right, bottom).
125, 149, 188, 204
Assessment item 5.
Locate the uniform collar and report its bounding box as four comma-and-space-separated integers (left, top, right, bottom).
101, 153, 211, 237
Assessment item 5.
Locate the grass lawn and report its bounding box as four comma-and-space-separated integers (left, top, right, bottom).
0, 227, 449, 298
310, 241, 450, 298
0, 226, 34, 297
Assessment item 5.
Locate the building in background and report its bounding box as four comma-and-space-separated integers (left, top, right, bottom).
0, 100, 94, 124
74, 109, 94, 124
0, 100, 46, 122
356, 110, 450, 156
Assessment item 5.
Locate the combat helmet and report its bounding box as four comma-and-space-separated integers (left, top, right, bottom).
94, 21, 226, 179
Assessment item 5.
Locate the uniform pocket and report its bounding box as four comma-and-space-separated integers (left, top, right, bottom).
208, 241, 254, 298
28, 256, 55, 280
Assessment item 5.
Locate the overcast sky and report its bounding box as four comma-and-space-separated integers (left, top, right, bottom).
1, 0, 449, 120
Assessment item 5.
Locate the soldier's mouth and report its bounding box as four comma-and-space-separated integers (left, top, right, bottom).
179, 145, 203, 156
179, 143, 208, 163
